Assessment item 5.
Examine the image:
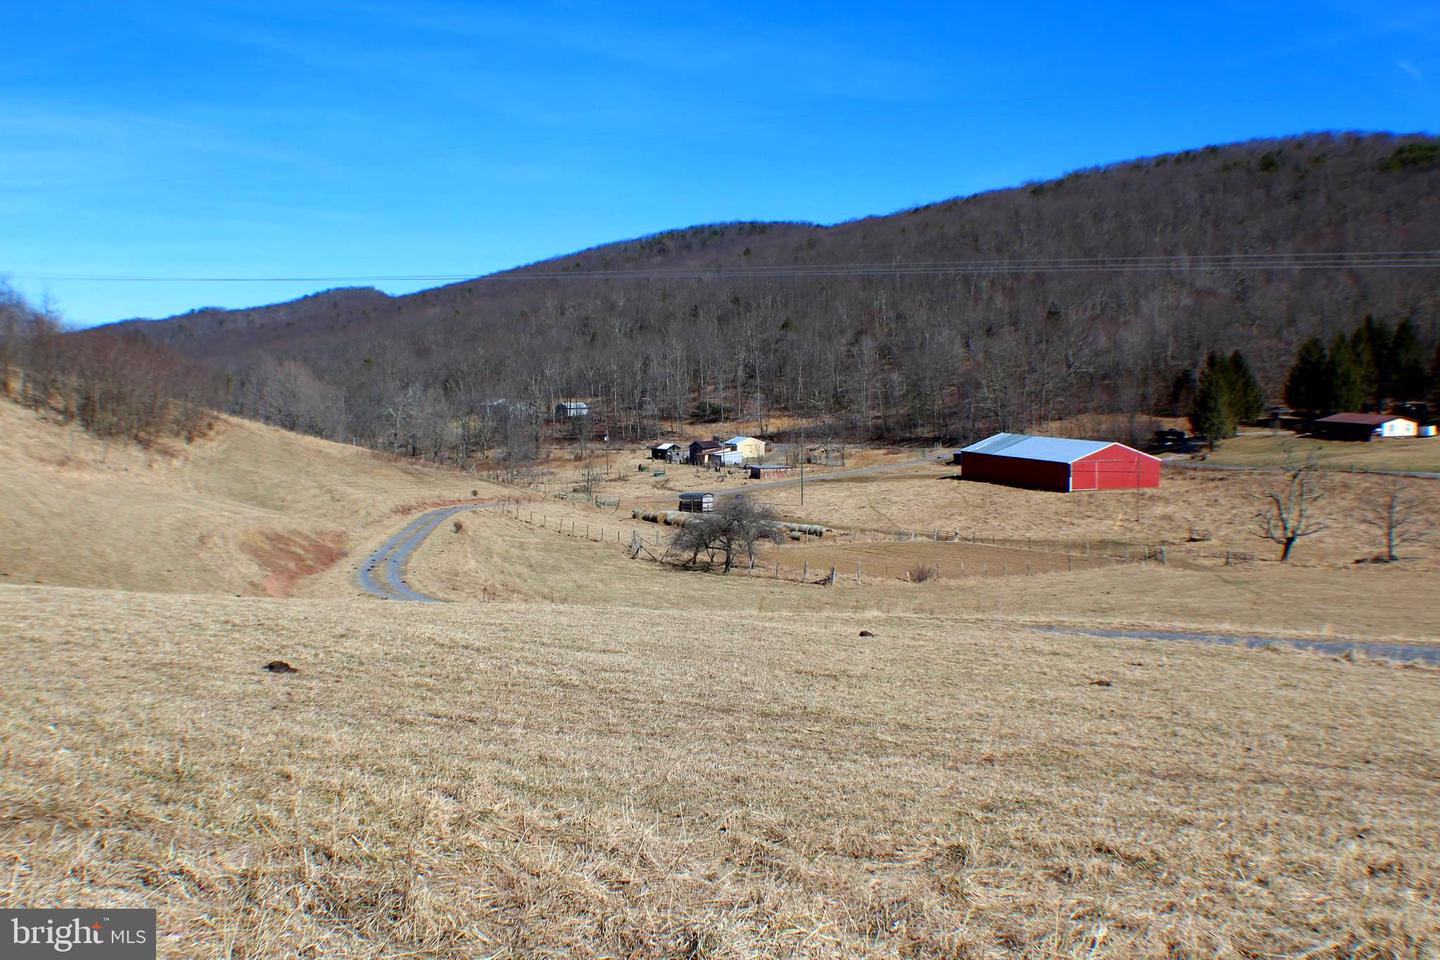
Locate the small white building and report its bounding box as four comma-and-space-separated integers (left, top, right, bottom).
724, 435, 766, 461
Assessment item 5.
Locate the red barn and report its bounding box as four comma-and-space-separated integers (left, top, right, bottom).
956, 433, 1162, 491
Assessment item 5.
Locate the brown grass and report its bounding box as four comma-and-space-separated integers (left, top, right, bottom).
743, 461, 1440, 569
0, 400, 494, 596
2, 584, 1436, 957
5, 401, 1440, 956
1203, 432, 1440, 473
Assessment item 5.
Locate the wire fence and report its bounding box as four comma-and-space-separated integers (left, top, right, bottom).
488, 502, 1184, 584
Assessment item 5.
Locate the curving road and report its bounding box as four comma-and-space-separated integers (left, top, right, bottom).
358, 503, 491, 602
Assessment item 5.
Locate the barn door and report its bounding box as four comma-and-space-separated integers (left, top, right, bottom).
1071, 462, 1097, 491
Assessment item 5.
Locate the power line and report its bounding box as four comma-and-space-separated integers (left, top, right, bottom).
6, 250, 1440, 284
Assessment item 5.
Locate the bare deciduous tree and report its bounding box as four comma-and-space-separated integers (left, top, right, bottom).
1255, 459, 1326, 562
1366, 477, 1427, 562
668, 497, 785, 573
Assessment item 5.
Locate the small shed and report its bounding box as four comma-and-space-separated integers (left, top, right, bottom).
724, 435, 766, 461
554, 401, 590, 419
957, 433, 1162, 491
677, 491, 715, 513
1311, 413, 1418, 441
748, 464, 793, 479
688, 439, 725, 465
650, 442, 682, 461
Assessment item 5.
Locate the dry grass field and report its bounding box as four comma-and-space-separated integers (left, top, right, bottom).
1201, 433, 1440, 473
4, 401, 1439, 957
4, 585, 1437, 958
0, 401, 490, 596
743, 461, 1440, 569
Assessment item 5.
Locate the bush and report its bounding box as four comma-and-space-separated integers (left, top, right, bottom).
1379, 143, 1439, 172
908, 563, 940, 582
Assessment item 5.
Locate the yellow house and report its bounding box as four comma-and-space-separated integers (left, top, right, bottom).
724, 435, 766, 462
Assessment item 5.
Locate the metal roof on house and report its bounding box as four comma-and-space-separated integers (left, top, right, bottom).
691, 439, 725, 449
960, 433, 1126, 464
1314, 413, 1413, 427
652, 442, 677, 449
724, 435, 758, 445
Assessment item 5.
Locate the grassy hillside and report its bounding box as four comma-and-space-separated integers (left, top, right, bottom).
109, 132, 1440, 447
4, 585, 1435, 958
0, 399, 487, 596
3, 394, 1439, 956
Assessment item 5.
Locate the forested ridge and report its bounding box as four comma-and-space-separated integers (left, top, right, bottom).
100, 132, 1440, 455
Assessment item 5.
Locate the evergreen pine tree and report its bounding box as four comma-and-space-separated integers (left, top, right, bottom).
1225, 350, 1265, 423
1329, 334, 1367, 412
1351, 316, 1391, 407
1190, 352, 1235, 445
1429, 342, 1440, 409
1284, 338, 1329, 412
1390, 319, 1428, 400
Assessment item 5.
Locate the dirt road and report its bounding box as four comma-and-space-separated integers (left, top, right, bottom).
357, 504, 489, 602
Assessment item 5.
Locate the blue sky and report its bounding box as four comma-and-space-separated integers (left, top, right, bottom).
1, 1, 1436, 326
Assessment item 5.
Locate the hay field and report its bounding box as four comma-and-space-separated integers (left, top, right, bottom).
4, 584, 1436, 958
746, 462, 1440, 568
0, 401, 487, 596
5, 404, 1440, 956
408, 503, 1440, 642
1202, 433, 1440, 473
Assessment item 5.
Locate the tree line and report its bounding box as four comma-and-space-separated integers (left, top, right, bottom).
1, 283, 216, 442
1185, 315, 1439, 444
43, 134, 1440, 463
115, 134, 1438, 463
1283, 317, 1435, 415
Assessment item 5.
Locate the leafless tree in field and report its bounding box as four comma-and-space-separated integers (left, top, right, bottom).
668, 497, 785, 573
1366, 477, 1428, 562
1255, 459, 1326, 562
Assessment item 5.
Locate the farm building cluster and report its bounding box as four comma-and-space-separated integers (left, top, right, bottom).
650, 436, 768, 468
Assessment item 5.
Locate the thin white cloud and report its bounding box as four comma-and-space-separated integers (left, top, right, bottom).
1398, 59, 1423, 81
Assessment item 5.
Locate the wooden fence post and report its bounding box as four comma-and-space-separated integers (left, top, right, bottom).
803, 561, 808, 581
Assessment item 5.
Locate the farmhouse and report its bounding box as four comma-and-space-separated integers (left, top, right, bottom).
957, 433, 1162, 491
724, 435, 766, 461
554, 401, 590, 419
677, 491, 715, 512
1310, 413, 1419, 441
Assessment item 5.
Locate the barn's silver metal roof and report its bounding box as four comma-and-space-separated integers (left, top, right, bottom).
959, 433, 1116, 464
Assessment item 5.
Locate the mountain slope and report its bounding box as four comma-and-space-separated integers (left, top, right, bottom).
114, 133, 1440, 444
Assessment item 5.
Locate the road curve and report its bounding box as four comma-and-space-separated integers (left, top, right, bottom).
358, 503, 491, 602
